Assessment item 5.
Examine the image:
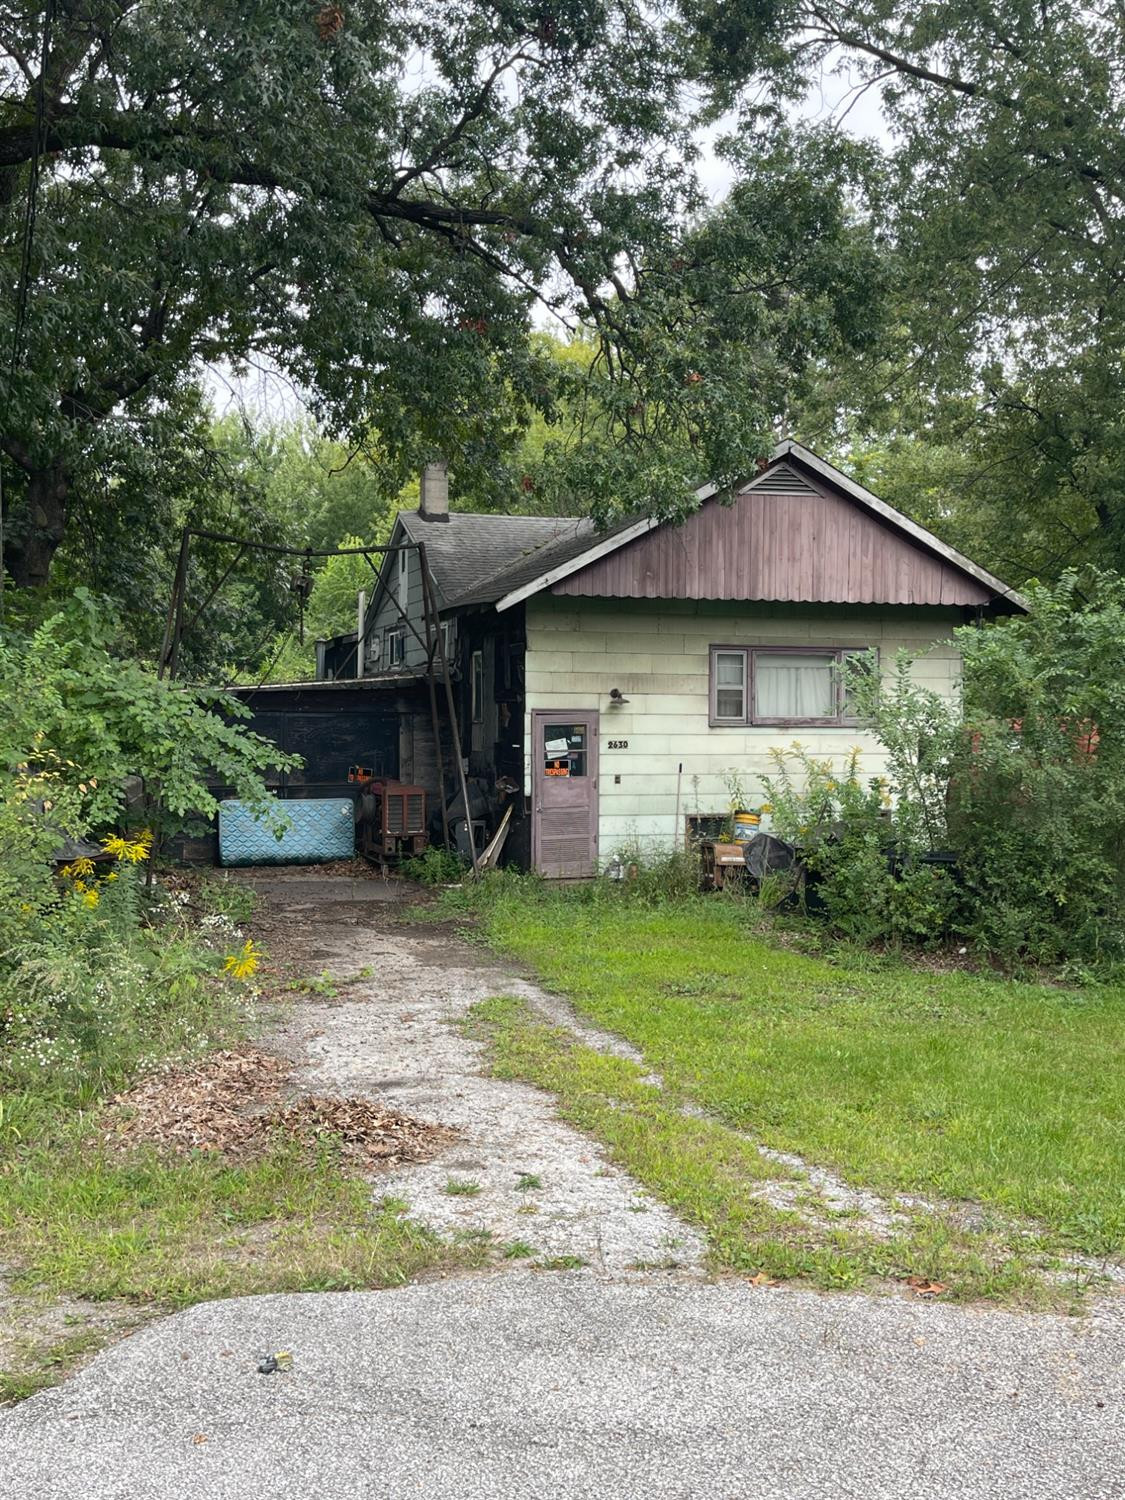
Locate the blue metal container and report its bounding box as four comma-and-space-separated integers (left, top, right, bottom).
218, 797, 355, 866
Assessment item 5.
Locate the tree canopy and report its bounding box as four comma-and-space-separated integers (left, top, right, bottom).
0, 0, 883, 593
4, 1, 1124, 603
797, 1, 1125, 580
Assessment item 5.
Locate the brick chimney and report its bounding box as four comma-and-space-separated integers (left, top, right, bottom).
419, 460, 450, 522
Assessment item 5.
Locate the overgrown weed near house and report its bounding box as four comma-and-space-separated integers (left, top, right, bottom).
763, 573, 1125, 970
400, 845, 469, 886
442, 878, 1125, 1302
0, 605, 477, 1401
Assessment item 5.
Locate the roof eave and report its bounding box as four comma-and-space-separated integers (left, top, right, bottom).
492, 516, 657, 612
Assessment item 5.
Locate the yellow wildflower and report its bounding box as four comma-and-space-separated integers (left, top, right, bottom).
128, 829, 154, 859
759, 802, 773, 815
81, 888, 100, 909
105, 871, 118, 882
224, 939, 262, 982
61, 857, 96, 879
102, 830, 153, 863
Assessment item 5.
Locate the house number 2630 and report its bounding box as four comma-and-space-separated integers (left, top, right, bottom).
607, 739, 629, 750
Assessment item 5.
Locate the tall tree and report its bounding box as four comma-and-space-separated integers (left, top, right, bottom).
796, 2, 1125, 579
0, 0, 881, 590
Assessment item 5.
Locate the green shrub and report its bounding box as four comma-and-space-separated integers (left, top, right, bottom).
0, 599, 292, 1125
760, 574, 1125, 967
950, 573, 1125, 964
400, 846, 468, 885
0, 596, 298, 840
760, 741, 959, 946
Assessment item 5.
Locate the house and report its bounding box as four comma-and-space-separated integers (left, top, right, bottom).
318, 441, 1025, 877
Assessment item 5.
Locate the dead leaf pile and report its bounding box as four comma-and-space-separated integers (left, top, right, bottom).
103, 1049, 288, 1157
102, 1047, 455, 1170
268, 1094, 457, 1170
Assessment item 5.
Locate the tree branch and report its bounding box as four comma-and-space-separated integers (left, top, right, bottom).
807, 9, 1000, 102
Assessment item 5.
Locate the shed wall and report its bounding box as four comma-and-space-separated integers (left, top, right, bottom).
524, 596, 965, 860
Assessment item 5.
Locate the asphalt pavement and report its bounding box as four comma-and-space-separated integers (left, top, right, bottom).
2, 1273, 1122, 1499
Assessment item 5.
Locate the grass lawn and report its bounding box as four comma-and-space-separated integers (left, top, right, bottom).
0, 1129, 489, 1404
450, 880, 1125, 1302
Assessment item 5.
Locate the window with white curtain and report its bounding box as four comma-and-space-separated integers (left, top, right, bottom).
709, 646, 873, 726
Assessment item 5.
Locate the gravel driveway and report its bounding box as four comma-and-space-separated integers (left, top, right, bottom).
255, 868, 705, 1270
3, 867, 1123, 1497
3, 1274, 1123, 1499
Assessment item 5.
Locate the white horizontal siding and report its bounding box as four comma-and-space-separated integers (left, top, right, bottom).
525, 596, 963, 864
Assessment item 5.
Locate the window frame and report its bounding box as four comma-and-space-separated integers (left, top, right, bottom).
440, 619, 456, 664
384, 625, 406, 667
708, 645, 875, 728
470, 649, 484, 724
710, 647, 749, 724
397, 548, 409, 610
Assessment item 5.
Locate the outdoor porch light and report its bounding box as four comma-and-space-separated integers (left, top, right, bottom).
609, 687, 629, 705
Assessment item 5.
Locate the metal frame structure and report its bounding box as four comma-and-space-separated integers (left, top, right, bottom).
156, 527, 478, 870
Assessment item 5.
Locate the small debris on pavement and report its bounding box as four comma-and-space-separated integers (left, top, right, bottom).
257, 1351, 293, 1375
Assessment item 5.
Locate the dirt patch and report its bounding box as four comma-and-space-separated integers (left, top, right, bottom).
102, 1047, 457, 1171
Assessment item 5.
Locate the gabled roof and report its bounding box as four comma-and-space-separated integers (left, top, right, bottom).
488, 441, 1028, 614
395, 509, 593, 610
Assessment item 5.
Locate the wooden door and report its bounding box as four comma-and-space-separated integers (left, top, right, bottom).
532, 711, 599, 878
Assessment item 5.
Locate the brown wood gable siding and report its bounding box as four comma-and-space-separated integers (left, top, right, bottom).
552, 474, 994, 607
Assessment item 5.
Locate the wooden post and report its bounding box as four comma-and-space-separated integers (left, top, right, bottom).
422, 548, 477, 873
417, 544, 450, 851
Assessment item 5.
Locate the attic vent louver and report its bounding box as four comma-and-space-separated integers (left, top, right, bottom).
748, 462, 818, 495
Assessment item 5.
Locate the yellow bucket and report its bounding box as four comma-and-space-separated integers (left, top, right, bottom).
731, 810, 761, 843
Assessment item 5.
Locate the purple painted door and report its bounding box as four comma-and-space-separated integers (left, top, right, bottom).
532, 711, 599, 878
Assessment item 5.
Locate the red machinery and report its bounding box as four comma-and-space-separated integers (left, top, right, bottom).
355, 777, 428, 860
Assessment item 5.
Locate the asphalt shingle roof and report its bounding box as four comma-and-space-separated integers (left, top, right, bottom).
398, 510, 596, 610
